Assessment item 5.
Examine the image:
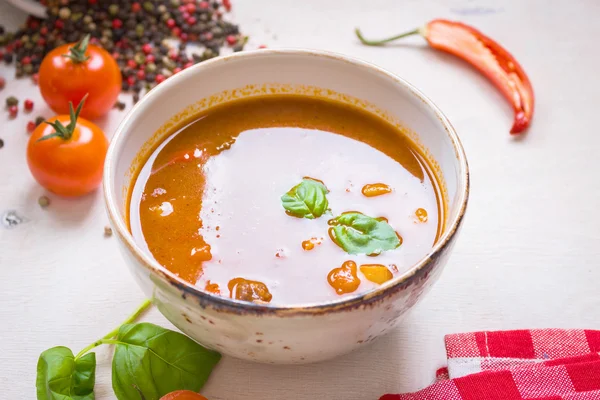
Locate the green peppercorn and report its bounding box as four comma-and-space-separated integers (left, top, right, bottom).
134, 53, 145, 65
6, 96, 18, 107
23, 64, 33, 75
143, 1, 154, 12
108, 4, 119, 16
0, 35, 6, 46
58, 7, 71, 20
83, 15, 92, 24
145, 62, 157, 74
71, 13, 83, 22
170, 0, 180, 7
38, 195, 50, 208
203, 49, 216, 59
15, 68, 24, 78
20, 35, 30, 43
136, 24, 145, 37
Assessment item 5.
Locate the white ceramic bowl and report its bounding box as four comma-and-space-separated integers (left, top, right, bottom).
104, 49, 469, 364
4, 0, 46, 18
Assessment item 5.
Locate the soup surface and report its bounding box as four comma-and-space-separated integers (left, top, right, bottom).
129, 96, 444, 305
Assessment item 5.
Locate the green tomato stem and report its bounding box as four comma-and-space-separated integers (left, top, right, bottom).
74, 299, 152, 360
37, 94, 89, 142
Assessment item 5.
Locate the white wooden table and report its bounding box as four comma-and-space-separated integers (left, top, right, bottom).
1, 1, 599, 398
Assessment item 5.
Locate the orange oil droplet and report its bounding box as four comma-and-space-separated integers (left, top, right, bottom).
361, 183, 392, 197
415, 208, 428, 223
205, 280, 220, 295
228, 278, 272, 303
395, 231, 403, 246
360, 264, 393, 285
302, 240, 315, 251
190, 243, 212, 262
327, 260, 361, 295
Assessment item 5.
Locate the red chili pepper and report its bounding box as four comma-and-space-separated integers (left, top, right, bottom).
356, 19, 534, 135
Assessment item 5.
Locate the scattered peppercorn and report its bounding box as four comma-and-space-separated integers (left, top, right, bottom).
113, 100, 126, 111
0, 77, 5, 89
0, 138, 4, 149
104, 225, 113, 237
38, 195, 50, 208
6, 96, 18, 107
35, 116, 45, 126
8, 105, 18, 118
1, 0, 247, 92
24, 99, 34, 112
27, 121, 36, 133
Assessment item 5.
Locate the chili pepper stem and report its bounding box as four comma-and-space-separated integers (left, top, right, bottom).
355, 27, 424, 46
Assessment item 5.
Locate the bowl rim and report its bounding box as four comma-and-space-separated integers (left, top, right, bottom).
104, 48, 469, 315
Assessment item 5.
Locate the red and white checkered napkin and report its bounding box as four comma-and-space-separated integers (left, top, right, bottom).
381, 329, 600, 400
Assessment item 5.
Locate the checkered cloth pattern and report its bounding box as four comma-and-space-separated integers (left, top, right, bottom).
381, 329, 600, 400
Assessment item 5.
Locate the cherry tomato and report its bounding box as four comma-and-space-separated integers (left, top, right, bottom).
27, 96, 108, 197
161, 391, 208, 400
39, 34, 121, 120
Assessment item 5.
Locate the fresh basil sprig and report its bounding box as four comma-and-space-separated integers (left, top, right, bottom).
112, 323, 220, 400
36, 300, 220, 400
281, 178, 329, 219
328, 212, 401, 255
36, 347, 96, 400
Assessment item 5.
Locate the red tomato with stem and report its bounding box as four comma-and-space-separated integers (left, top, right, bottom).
27, 95, 108, 197
39, 34, 121, 120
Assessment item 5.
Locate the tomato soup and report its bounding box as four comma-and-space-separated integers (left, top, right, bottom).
129, 96, 444, 305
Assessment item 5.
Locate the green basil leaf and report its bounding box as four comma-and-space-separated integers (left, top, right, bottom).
329, 212, 401, 255
36, 346, 96, 400
281, 178, 329, 219
112, 322, 221, 400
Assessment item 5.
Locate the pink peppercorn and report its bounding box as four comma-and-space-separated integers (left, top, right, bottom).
131, 2, 141, 12
186, 3, 196, 12
127, 76, 136, 86
136, 70, 146, 80
112, 19, 123, 29
166, 18, 176, 28
173, 67, 182, 74
8, 105, 18, 118
127, 59, 137, 68
55, 20, 64, 29
24, 99, 34, 111
0, 77, 5, 89
145, 54, 155, 63
142, 43, 152, 54
204, 32, 214, 41
187, 16, 197, 25
27, 121, 36, 133
199, 1, 209, 9
155, 74, 166, 84
226, 35, 237, 46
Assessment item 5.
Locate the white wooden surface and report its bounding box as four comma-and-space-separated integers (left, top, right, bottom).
1, 0, 599, 398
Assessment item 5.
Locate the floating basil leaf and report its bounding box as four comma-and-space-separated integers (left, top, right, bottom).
36, 346, 96, 400
112, 322, 221, 400
329, 212, 401, 255
281, 178, 329, 219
